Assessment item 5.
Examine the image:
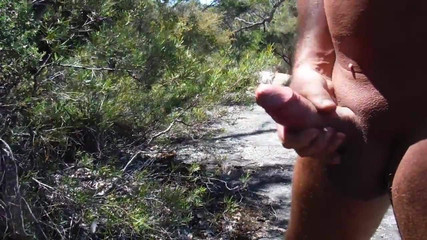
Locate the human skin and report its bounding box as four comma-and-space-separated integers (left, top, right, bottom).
256, 0, 427, 239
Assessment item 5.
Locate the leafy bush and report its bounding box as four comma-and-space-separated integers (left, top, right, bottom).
0, 0, 294, 238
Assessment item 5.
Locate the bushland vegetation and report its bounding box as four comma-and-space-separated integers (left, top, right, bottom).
0, 0, 296, 238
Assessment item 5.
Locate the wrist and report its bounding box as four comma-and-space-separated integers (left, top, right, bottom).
293, 62, 333, 80
293, 47, 335, 78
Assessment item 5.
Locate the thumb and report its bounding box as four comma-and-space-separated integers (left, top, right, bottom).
290, 65, 337, 112
303, 87, 336, 113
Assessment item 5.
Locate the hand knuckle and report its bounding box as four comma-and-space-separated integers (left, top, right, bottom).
282, 142, 292, 149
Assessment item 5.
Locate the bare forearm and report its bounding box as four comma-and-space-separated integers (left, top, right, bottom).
294, 0, 335, 77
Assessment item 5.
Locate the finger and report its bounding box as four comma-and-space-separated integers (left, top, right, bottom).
296, 127, 336, 157
324, 132, 346, 154
278, 125, 320, 149
290, 67, 337, 112
301, 86, 336, 113
335, 106, 357, 122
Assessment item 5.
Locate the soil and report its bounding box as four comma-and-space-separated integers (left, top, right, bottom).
176, 104, 401, 239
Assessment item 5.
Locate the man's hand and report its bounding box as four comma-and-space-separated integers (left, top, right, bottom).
276, 125, 345, 165
256, 67, 352, 164
291, 64, 337, 113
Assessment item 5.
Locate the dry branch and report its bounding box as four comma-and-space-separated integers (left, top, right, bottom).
32, 177, 55, 190
202, 0, 219, 11
57, 63, 144, 82
122, 151, 144, 172
122, 96, 199, 172
57, 63, 133, 72
234, 0, 286, 33
147, 118, 179, 145
274, 48, 292, 68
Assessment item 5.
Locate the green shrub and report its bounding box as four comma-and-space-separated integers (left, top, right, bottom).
0, 0, 293, 238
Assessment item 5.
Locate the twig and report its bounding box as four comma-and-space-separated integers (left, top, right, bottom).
33, 53, 52, 95
34, 54, 52, 78
122, 116, 183, 172
274, 48, 292, 68
147, 119, 178, 145
123, 96, 199, 172
147, 96, 199, 145
41, 208, 65, 238
234, 0, 286, 33
57, 63, 135, 72
206, 177, 240, 191
32, 177, 55, 190
121, 151, 144, 172
202, 0, 219, 11
22, 198, 48, 240
234, 17, 255, 26
57, 63, 143, 82
144, 197, 163, 204
175, 119, 194, 127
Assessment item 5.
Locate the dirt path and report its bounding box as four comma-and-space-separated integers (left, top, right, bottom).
177, 104, 400, 239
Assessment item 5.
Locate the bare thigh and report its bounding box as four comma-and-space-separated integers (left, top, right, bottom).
285, 72, 411, 238
286, 133, 400, 240
392, 138, 427, 239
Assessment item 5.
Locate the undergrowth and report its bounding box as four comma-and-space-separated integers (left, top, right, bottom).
0, 0, 295, 239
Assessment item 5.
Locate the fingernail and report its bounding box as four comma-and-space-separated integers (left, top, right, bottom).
321, 99, 335, 107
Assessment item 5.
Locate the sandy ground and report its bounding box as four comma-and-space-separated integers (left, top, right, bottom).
177, 104, 400, 239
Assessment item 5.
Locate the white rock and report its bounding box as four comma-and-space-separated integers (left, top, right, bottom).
258, 71, 291, 86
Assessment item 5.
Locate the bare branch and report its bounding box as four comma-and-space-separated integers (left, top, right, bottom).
273, 48, 292, 68
122, 151, 144, 172
122, 118, 184, 172
202, 0, 219, 11
122, 96, 199, 172
22, 197, 48, 240
147, 118, 179, 145
57, 63, 133, 72
33, 53, 52, 95
234, 0, 286, 34
32, 177, 55, 191
57, 63, 143, 82
147, 96, 199, 145
234, 17, 255, 26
